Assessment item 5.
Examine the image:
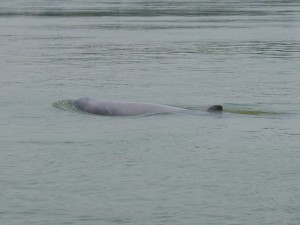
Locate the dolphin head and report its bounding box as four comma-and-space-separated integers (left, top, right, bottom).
207, 105, 223, 113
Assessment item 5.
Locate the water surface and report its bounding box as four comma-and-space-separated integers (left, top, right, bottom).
1, 1, 300, 225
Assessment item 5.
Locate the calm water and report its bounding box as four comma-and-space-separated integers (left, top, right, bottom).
1, 1, 300, 225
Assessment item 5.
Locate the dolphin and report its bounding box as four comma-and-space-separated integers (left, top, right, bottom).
73, 97, 222, 116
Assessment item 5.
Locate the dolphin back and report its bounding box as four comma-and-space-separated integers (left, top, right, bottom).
73, 97, 184, 116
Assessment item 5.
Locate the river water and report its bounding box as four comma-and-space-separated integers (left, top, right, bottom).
1, 1, 300, 225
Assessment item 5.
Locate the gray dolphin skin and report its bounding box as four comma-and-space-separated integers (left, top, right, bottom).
73, 97, 222, 116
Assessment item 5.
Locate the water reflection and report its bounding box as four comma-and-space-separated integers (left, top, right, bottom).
0, 0, 299, 17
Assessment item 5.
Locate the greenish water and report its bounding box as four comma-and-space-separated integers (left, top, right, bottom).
1, 1, 300, 225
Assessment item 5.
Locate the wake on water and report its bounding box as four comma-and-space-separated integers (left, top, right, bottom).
52, 100, 79, 113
